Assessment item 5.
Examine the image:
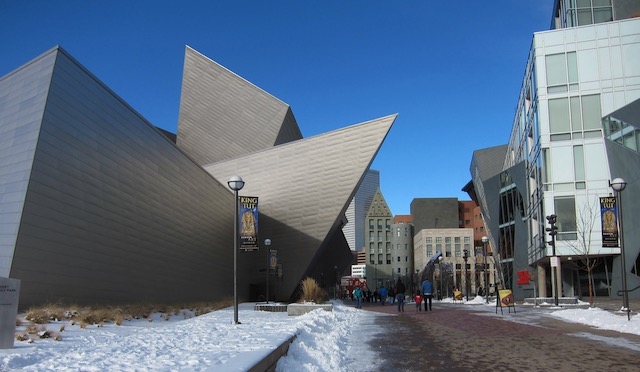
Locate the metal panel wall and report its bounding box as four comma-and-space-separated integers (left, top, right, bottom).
0, 49, 56, 278
205, 116, 396, 300
9, 48, 237, 307
176, 47, 302, 166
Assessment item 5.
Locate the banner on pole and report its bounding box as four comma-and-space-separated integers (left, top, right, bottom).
269, 250, 278, 271
239, 196, 259, 251
600, 196, 619, 247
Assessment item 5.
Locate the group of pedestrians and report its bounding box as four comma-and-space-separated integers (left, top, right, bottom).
351, 278, 436, 313
391, 278, 436, 313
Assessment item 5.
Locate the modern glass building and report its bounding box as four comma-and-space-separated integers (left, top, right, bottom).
0, 46, 395, 307
469, 1, 640, 300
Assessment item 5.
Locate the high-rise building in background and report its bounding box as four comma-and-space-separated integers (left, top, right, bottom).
363, 188, 393, 288
468, 0, 640, 300
343, 169, 380, 252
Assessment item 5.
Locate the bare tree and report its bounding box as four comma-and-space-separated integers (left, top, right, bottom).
566, 198, 600, 306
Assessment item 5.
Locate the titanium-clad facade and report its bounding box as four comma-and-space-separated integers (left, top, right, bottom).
204, 117, 395, 301
2, 47, 236, 306
0, 46, 395, 307
177, 47, 303, 166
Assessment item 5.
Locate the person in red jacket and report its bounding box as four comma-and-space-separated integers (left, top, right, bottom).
414, 290, 423, 311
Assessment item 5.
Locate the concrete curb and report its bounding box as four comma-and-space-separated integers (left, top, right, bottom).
248, 335, 296, 372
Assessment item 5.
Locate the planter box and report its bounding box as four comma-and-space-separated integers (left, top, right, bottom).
287, 303, 333, 316
254, 304, 288, 312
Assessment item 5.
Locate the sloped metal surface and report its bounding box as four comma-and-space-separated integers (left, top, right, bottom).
0, 47, 56, 278
204, 114, 396, 299
176, 46, 303, 165
6, 47, 238, 307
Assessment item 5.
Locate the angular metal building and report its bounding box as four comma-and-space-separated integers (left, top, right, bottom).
0, 45, 395, 307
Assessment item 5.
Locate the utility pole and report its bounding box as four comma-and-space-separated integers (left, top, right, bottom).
546, 214, 559, 307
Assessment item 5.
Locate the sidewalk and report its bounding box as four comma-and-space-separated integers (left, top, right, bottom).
354, 298, 640, 371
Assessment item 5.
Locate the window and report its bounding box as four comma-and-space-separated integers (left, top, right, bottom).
397, 256, 400, 262
427, 247, 432, 257
445, 237, 451, 243
369, 255, 374, 265
454, 237, 460, 243
582, 95, 602, 130
405, 256, 408, 262
397, 268, 401, 274
369, 231, 374, 242
435, 237, 442, 244
573, 145, 585, 187
464, 237, 470, 243
369, 219, 374, 230
549, 98, 571, 134
545, 52, 577, 93
549, 94, 601, 140
426, 237, 432, 244
386, 254, 391, 265
377, 219, 382, 229
455, 244, 461, 257
555, 196, 577, 240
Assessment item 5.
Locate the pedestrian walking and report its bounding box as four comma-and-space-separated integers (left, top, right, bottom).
389, 287, 395, 305
353, 286, 364, 309
414, 290, 423, 311
379, 285, 388, 305
421, 279, 433, 311
395, 279, 406, 312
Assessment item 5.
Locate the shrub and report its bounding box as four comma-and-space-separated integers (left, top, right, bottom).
24, 309, 49, 324
299, 277, 329, 304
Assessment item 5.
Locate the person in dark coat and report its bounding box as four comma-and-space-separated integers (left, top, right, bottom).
421, 279, 434, 311
395, 279, 406, 312
379, 286, 388, 305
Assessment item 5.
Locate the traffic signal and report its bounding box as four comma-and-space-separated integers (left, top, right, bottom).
546, 214, 558, 247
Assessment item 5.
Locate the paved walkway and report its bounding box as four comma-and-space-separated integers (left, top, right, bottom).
344, 299, 640, 371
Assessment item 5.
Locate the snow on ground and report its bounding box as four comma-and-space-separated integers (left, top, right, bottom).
549, 307, 640, 335
0, 299, 638, 371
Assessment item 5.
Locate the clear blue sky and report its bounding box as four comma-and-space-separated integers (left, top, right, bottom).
1, 1, 554, 215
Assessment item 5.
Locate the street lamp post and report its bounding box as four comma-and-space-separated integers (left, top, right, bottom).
264, 239, 271, 304
463, 249, 469, 301
482, 236, 489, 304
438, 256, 443, 300
334, 265, 338, 300
611, 177, 630, 321
227, 175, 245, 325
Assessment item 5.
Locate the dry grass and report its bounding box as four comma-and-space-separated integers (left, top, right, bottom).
18, 299, 233, 328
299, 277, 329, 304
15, 299, 234, 343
